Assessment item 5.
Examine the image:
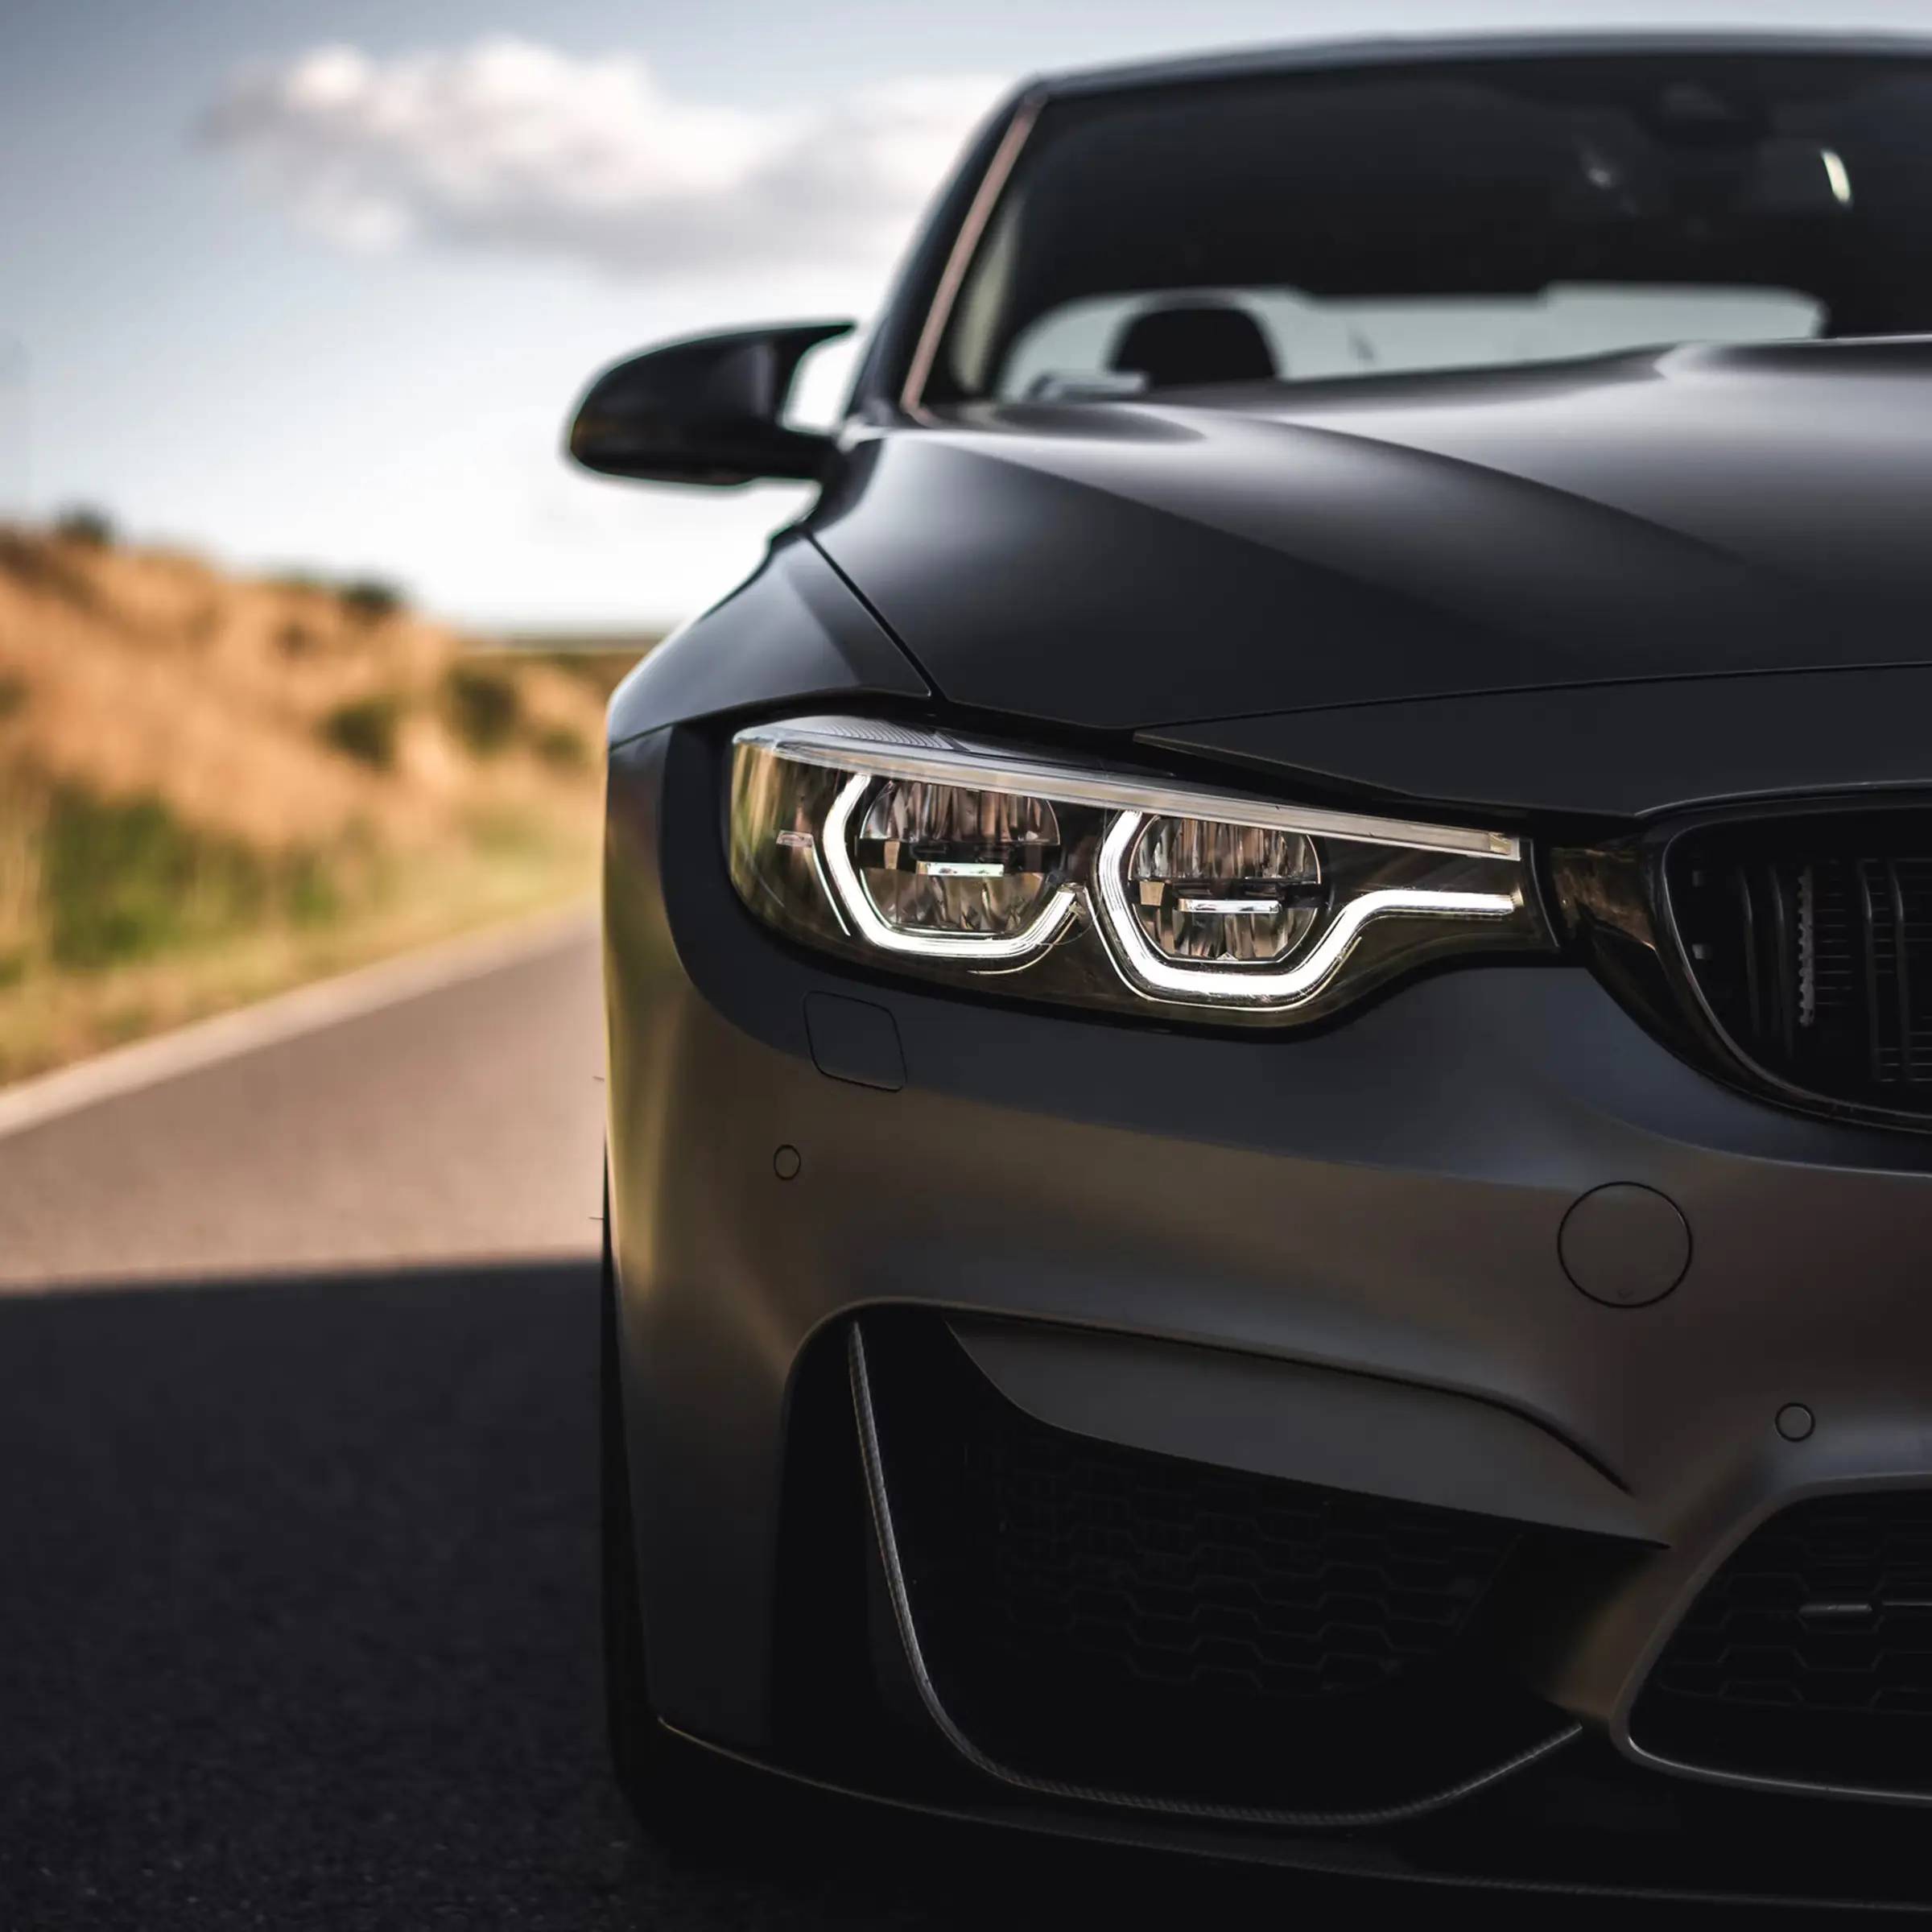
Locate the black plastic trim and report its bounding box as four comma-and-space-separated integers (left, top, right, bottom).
1556, 793, 1932, 1137
1620, 1480, 1932, 1808
847, 1320, 1580, 1830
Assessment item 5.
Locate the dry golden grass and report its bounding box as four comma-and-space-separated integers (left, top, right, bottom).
0, 527, 632, 1082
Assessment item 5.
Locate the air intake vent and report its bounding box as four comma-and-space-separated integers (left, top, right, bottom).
1633, 1491, 1932, 1796
1669, 816, 1932, 1115
859, 1312, 1578, 1812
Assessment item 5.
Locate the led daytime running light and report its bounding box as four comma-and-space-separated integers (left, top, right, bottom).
821, 772, 1080, 960
1096, 811, 1517, 1004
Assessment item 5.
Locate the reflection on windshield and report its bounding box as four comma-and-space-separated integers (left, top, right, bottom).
1003, 283, 1825, 399
931, 54, 1932, 402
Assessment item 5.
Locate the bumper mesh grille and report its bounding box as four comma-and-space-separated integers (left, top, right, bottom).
862, 1313, 1572, 1810
974, 1381, 1518, 1702
1635, 1492, 1932, 1793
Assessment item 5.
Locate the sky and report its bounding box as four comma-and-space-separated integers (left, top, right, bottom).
7, 0, 1932, 633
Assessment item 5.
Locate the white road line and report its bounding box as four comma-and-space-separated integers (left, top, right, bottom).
0, 903, 598, 1143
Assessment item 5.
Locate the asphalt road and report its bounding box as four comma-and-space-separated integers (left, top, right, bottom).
0, 923, 1791, 1926
0, 914, 607, 1290
2, 1257, 1641, 1932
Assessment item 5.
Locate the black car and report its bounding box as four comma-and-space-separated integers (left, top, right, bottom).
580, 33, 1932, 1901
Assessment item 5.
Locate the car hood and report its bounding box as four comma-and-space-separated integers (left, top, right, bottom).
813, 337, 1932, 741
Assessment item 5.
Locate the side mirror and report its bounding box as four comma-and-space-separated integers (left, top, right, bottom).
566, 320, 855, 487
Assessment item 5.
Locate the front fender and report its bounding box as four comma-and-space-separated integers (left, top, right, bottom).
607, 535, 927, 746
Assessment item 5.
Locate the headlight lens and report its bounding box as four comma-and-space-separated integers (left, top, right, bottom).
1125, 815, 1319, 965
729, 716, 1551, 1025
844, 778, 1072, 951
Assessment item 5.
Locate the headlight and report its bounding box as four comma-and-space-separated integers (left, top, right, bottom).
728, 716, 1551, 1025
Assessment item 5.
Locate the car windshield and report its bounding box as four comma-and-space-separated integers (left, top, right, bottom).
929, 50, 1932, 403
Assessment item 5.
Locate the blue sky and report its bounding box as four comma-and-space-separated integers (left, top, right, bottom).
7, 0, 1932, 631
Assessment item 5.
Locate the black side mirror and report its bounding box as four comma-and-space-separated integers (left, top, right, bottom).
566, 320, 854, 487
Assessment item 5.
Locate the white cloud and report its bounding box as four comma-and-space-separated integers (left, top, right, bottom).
198, 38, 1009, 283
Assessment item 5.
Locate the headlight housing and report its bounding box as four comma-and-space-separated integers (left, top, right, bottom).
729, 716, 1551, 1025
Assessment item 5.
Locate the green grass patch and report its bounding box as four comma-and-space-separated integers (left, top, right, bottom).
40, 784, 339, 971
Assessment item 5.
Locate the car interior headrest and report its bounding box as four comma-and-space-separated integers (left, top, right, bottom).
1108, 303, 1278, 389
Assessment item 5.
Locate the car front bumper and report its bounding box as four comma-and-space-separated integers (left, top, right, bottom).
605, 722, 1932, 1880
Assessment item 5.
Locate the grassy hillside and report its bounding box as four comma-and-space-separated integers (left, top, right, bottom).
0, 525, 638, 1081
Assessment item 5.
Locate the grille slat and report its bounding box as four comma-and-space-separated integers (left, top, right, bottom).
1735, 865, 1763, 1041
1889, 859, 1913, 1083
1857, 861, 1884, 1085
1765, 863, 1795, 1060
1671, 822, 1932, 1114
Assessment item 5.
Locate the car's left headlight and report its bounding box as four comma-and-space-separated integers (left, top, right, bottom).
728, 716, 1551, 1025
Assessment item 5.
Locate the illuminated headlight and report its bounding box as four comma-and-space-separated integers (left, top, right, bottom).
832, 775, 1075, 957
1125, 816, 1319, 965
729, 716, 1551, 1025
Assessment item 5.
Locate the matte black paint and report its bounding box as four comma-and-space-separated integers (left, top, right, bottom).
804, 993, 906, 1092
947, 1315, 1648, 1540
817, 343, 1932, 735
605, 538, 926, 745
568, 320, 852, 485
1018, 27, 1932, 105
605, 729, 1932, 1790
1145, 665, 1932, 821
592, 29, 1932, 1872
